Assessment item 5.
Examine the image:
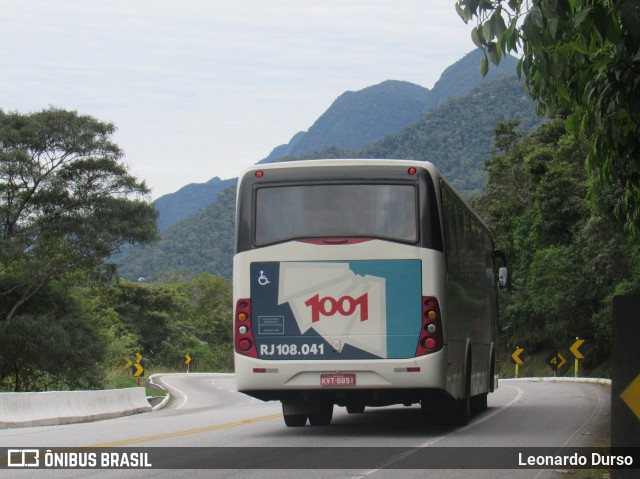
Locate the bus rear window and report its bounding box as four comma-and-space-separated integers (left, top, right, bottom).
255, 184, 418, 245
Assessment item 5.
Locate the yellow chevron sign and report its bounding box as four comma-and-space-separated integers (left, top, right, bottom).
133, 362, 144, 377
132, 352, 144, 377
570, 338, 585, 359
511, 347, 524, 365
621, 374, 640, 421
185, 354, 192, 365
546, 352, 567, 371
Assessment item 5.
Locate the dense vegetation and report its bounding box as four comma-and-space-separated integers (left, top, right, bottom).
457, 0, 640, 234
92, 273, 233, 375
0, 108, 149, 390
475, 118, 639, 368
0, 271, 233, 392
0, 108, 233, 392
4, 28, 635, 390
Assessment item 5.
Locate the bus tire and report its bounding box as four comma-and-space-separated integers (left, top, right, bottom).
346, 404, 365, 414
489, 349, 496, 392
282, 402, 308, 427
283, 413, 307, 427
472, 393, 488, 413
455, 357, 472, 426
308, 403, 333, 426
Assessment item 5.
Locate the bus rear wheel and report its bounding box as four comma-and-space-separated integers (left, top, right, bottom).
346, 404, 365, 414
282, 402, 308, 427
308, 403, 333, 426
472, 393, 488, 413
283, 413, 307, 427
455, 357, 472, 426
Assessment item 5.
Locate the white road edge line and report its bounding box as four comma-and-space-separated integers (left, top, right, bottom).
353, 385, 526, 478
532, 381, 608, 479
150, 374, 189, 409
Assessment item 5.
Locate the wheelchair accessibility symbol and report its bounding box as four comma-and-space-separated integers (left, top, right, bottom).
258, 271, 270, 286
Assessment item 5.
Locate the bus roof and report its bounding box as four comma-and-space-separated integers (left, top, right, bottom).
242, 158, 441, 178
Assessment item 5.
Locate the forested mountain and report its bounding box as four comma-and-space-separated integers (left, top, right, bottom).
364, 75, 541, 197
114, 184, 236, 282
114, 74, 541, 282
283, 75, 540, 198
261, 81, 431, 162
426, 48, 518, 110
153, 177, 236, 230
261, 49, 519, 163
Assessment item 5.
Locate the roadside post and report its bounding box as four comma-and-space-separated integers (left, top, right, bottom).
511, 347, 524, 378
569, 337, 585, 377
612, 296, 640, 479
185, 354, 191, 373
545, 352, 567, 377
132, 352, 144, 387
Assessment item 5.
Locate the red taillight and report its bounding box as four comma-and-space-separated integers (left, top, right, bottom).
416, 296, 443, 356
422, 338, 436, 349
255, 170, 264, 178
235, 299, 257, 358
408, 167, 417, 175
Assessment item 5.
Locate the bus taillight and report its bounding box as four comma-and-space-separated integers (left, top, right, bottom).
416, 296, 443, 356
235, 299, 258, 358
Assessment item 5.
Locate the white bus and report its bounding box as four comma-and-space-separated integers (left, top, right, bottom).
233, 159, 507, 427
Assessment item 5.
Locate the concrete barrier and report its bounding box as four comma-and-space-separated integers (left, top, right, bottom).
0, 388, 151, 429
500, 377, 611, 386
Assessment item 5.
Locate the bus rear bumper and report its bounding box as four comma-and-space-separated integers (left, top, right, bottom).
234, 349, 448, 405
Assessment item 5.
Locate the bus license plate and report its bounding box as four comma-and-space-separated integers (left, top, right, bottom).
320, 373, 356, 387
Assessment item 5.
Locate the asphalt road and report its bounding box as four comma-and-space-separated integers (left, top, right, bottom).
0, 374, 611, 479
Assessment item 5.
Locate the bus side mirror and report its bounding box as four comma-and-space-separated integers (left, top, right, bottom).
498, 267, 509, 289
493, 249, 509, 290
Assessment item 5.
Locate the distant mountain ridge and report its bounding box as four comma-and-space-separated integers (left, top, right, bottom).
261, 49, 519, 163
275, 75, 540, 199
115, 185, 237, 281
426, 48, 518, 110
114, 70, 543, 282
153, 49, 519, 230
260, 80, 432, 162
359, 75, 540, 198
153, 177, 236, 230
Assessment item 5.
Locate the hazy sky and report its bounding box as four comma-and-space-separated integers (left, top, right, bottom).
1, 1, 477, 199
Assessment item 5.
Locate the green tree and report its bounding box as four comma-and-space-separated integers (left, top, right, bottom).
173, 273, 233, 371
96, 274, 233, 373
0, 108, 158, 322
105, 281, 189, 362
0, 274, 107, 391
456, 0, 640, 233
475, 118, 638, 366
0, 107, 158, 390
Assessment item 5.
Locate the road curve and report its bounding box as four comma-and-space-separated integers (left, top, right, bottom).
0, 374, 611, 478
